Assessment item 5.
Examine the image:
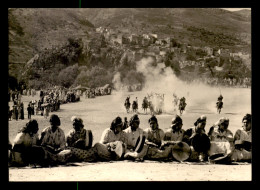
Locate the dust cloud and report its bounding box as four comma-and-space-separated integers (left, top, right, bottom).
112, 57, 251, 115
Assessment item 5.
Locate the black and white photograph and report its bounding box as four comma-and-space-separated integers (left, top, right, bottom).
8, 8, 252, 181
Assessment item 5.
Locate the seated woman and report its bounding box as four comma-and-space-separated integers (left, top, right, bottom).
94, 116, 127, 161
11, 119, 41, 166
123, 114, 148, 161
144, 115, 168, 160
66, 116, 97, 162
159, 115, 189, 161
39, 114, 70, 165
183, 115, 210, 162
207, 117, 233, 164
231, 114, 251, 162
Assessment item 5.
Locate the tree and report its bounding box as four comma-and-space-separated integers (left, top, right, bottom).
57, 64, 79, 88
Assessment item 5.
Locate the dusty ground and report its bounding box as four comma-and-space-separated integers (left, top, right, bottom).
8, 86, 252, 181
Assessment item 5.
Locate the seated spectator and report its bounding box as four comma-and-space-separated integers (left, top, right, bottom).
207, 117, 233, 164
39, 114, 71, 165
144, 115, 168, 160
231, 114, 251, 162
183, 115, 210, 162
66, 116, 97, 162
94, 116, 127, 161
11, 120, 41, 166
123, 114, 148, 161
160, 115, 189, 161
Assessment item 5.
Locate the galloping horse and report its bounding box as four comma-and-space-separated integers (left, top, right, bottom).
142, 97, 149, 114
148, 101, 155, 115
124, 97, 131, 113
178, 98, 187, 115
216, 101, 223, 114
216, 94, 223, 114
132, 100, 138, 113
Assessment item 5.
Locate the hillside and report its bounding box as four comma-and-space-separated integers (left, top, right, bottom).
233, 9, 251, 19
8, 8, 95, 64
8, 8, 251, 90
79, 8, 251, 44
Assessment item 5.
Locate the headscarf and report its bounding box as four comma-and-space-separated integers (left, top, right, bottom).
129, 114, 140, 126
110, 116, 123, 131
171, 114, 182, 126
49, 114, 61, 126
242, 114, 251, 123
194, 115, 207, 126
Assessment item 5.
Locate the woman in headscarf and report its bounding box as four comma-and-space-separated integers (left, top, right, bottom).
11, 119, 40, 166
66, 116, 97, 162
158, 114, 189, 161
231, 114, 252, 162
183, 115, 210, 162
94, 116, 127, 161
144, 115, 172, 160
39, 114, 68, 165
207, 117, 233, 164
123, 114, 148, 161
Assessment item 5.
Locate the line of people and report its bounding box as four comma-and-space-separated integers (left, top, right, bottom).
8, 113, 251, 167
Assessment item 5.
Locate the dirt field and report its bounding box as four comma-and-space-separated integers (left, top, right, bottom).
8, 86, 252, 181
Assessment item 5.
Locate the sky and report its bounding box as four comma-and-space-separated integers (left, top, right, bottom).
221, 8, 251, 11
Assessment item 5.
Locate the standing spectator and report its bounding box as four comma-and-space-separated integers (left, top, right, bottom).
12, 105, 17, 120
18, 103, 22, 120
20, 102, 24, 120
14, 105, 19, 121
43, 105, 50, 119
31, 103, 35, 115
27, 104, 32, 119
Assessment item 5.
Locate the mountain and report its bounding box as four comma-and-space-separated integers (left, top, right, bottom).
8, 8, 95, 64
232, 9, 251, 19
8, 8, 251, 89
8, 8, 251, 64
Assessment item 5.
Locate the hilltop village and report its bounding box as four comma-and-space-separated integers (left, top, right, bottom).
81, 26, 251, 87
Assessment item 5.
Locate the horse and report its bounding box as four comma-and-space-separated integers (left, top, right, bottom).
124, 98, 131, 113
216, 101, 223, 114
179, 101, 187, 115
142, 98, 149, 114
132, 100, 138, 113
148, 101, 155, 115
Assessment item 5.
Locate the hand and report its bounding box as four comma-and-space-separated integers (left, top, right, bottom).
108, 142, 117, 150
160, 141, 169, 148
146, 141, 158, 147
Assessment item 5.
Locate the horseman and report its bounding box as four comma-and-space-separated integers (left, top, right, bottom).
142, 96, 149, 114
216, 94, 223, 113
124, 96, 131, 113
179, 97, 187, 115
132, 99, 138, 113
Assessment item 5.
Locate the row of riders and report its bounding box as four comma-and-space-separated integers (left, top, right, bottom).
8, 113, 251, 167
125, 93, 223, 115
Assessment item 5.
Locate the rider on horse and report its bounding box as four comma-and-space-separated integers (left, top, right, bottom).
142, 97, 149, 114
216, 94, 223, 111
179, 97, 187, 115
124, 96, 131, 113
